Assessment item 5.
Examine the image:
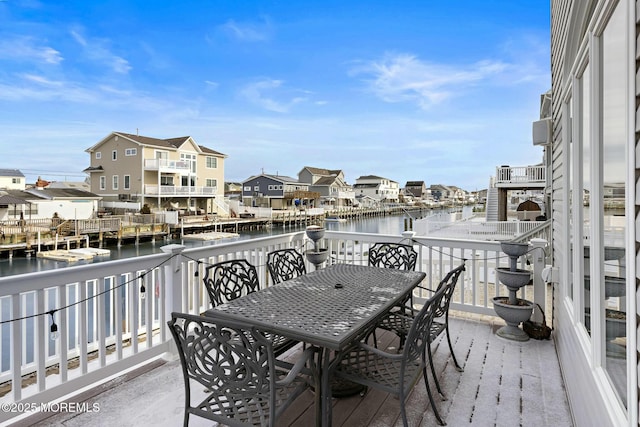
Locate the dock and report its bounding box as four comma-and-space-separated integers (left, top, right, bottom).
36, 247, 111, 263
181, 231, 240, 241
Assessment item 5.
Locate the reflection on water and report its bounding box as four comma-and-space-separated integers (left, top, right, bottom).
0, 207, 471, 278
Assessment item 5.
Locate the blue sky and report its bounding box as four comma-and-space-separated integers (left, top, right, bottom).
0, 1, 550, 191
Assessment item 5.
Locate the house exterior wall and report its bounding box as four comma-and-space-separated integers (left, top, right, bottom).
550, 1, 637, 426
0, 175, 25, 190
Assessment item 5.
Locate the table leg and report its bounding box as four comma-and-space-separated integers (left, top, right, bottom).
320, 348, 332, 427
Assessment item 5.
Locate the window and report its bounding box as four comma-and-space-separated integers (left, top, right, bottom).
180, 153, 196, 173
112, 150, 117, 161
160, 176, 173, 186
11, 178, 20, 184
599, 4, 627, 405
112, 175, 118, 190
124, 175, 131, 190
99, 176, 106, 190
95, 152, 101, 159
254, 185, 259, 191
125, 148, 137, 156
244, 186, 251, 192
206, 157, 217, 168
206, 179, 217, 187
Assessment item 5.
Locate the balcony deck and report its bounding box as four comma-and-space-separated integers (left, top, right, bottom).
25, 313, 572, 427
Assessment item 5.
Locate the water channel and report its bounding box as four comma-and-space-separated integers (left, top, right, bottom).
0, 206, 475, 278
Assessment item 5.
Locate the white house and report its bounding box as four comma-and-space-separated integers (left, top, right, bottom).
353, 175, 399, 203
0, 188, 101, 221
0, 169, 26, 190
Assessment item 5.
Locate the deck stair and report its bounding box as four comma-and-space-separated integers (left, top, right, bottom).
485, 187, 499, 222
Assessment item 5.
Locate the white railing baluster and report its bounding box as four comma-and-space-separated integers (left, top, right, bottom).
35, 289, 45, 393
10, 294, 21, 401
97, 277, 106, 367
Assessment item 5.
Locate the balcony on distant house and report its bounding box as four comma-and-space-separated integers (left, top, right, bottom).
144, 185, 217, 196
495, 165, 546, 188
143, 159, 191, 172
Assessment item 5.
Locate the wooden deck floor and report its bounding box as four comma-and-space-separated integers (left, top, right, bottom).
24, 314, 573, 427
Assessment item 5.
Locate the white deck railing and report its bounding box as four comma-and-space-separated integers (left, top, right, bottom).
0, 228, 550, 424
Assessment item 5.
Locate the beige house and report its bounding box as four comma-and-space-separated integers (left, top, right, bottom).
84, 132, 227, 214
297, 166, 355, 207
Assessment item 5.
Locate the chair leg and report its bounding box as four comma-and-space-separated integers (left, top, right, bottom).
422, 358, 446, 426
445, 324, 463, 372
427, 343, 445, 398
400, 401, 409, 427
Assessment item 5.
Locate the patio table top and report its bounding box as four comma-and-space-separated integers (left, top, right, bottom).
205, 262, 426, 350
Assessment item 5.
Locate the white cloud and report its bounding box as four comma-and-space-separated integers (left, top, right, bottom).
0, 36, 63, 64
219, 18, 271, 42
350, 53, 507, 109
239, 79, 307, 113
70, 28, 131, 74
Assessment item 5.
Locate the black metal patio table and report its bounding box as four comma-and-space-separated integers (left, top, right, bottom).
204, 262, 426, 427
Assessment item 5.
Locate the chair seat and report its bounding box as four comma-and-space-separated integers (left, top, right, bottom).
202, 362, 311, 426
378, 313, 447, 343
334, 345, 423, 396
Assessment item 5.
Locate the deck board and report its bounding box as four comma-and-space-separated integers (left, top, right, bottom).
26, 315, 573, 427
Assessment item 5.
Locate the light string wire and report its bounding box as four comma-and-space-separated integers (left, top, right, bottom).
0, 253, 179, 326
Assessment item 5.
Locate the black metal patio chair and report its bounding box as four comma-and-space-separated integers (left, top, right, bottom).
367, 242, 419, 343
168, 312, 318, 427
266, 248, 307, 284
203, 259, 297, 355
373, 263, 466, 416
376, 264, 466, 370
331, 284, 449, 426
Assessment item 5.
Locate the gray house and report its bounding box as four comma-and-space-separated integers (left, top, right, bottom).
241, 173, 316, 209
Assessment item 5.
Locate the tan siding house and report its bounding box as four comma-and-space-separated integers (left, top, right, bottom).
85, 132, 227, 214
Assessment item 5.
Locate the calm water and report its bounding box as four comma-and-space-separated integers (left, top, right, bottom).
0, 207, 473, 278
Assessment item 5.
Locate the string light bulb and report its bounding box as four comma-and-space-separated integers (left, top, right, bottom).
49, 311, 60, 340
140, 283, 146, 299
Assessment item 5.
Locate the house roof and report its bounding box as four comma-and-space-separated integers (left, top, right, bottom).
0, 169, 25, 178
0, 194, 31, 205
356, 175, 397, 183
243, 173, 301, 185
87, 132, 226, 157
405, 181, 425, 186
313, 176, 339, 186
300, 166, 343, 176
25, 188, 101, 200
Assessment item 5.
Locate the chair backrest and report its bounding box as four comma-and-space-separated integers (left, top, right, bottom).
368, 243, 417, 271
402, 283, 448, 363
203, 259, 260, 307
168, 312, 277, 426
432, 264, 466, 319
266, 248, 307, 284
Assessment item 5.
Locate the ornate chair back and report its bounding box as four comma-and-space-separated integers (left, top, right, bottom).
402, 283, 447, 364
368, 242, 417, 271
203, 259, 260, 307
168, 312, 278, 426
266, 248, 307, 284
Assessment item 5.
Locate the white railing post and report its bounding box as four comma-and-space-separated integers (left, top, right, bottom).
160, 244, 185, 359
530, 238, 548, 322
